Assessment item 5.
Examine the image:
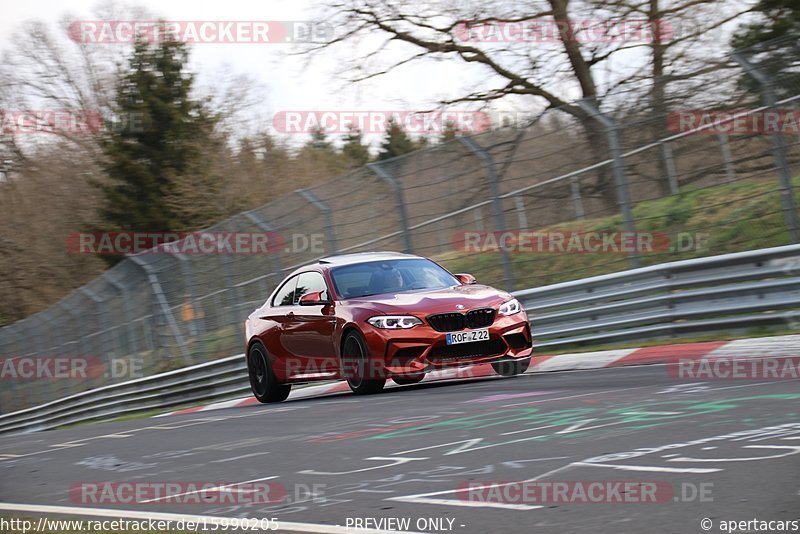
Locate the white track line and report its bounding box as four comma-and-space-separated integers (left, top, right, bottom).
0, 503, 425, 534
209, 451, 270, 463
138, 476, 278, 503
571, 461, 722, 473
386, 464, 572, 510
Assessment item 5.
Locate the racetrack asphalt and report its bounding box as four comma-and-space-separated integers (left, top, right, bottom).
1, 359, 799, 534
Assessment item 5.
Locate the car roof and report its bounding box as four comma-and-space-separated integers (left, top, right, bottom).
315, 251, 422, 267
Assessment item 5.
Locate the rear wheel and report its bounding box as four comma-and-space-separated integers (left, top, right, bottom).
342, 331, 386, 395
392, 373, 426, 385
248, 342, 291, 403
492, 357, 531, 377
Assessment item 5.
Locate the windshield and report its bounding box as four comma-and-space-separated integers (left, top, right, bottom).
330, 258, 459, 299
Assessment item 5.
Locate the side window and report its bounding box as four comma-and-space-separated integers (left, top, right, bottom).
295, 272, 329, 303
272, 275, 299, 307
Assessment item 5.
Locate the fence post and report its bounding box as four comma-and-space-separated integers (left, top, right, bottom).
514, 196, 528, 230
128, 255, 191, 361
220, 252, 238, 330
717, 132, 737, 183
172, 253, 200, 364
368, 163, 414, 253
661, 142, 680, 194
105, 274, 140, 356
473, 208, 485, 231
733, 51, 800, 244
58, 300, 88, 358
458, 136, 515, 290
78, 286, 113, 364
577, 100, 641, 268
569, 177, 585, 219
31, 316, 58, 404
244, 210, 283, 274
437, 221, 448, 253
295, 188, 338, 254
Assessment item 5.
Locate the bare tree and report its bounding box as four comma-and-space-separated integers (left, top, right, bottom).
304, 0, 753, 199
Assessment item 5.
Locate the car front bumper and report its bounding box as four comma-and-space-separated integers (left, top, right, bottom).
361, 312, 533, 377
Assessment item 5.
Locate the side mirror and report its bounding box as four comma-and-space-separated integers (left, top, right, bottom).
298, 291, 332, 306
455, 273, 477, 285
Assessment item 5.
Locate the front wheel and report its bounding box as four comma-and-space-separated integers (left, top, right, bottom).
492, 357, 531, 377
248, 343, 291, 403
392, 373, 426, 385
342, 331, 386, 395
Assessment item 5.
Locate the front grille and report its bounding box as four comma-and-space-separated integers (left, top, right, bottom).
466, 308, 496, 328
428, 338, 507, 361
427, 313, 465, 332
427, 308, 496, 332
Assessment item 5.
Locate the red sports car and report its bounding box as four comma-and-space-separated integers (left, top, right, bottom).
244, 252, 533, 402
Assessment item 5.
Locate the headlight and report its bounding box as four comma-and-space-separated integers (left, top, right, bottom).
367, 315, 423, 329
498, 298, 521, 316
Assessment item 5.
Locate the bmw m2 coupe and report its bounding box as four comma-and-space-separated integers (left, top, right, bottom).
245, 252, 533, 402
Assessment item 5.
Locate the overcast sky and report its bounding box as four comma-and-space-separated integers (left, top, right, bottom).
2, 0, 490, 148
2, 0, 754, 150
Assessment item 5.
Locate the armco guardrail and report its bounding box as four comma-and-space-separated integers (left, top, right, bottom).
517, 244, 800, 348
1, 244, 798, 435
0, 354, 250, 435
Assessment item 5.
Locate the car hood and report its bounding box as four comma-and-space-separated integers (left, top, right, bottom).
345, 284, 512, 315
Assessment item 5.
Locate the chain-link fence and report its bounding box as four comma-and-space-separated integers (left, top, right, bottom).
2, 38, 799, 413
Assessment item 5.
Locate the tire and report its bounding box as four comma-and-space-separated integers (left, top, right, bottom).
392, 373, 426, 385
248, 342, 291, 403
491, 357, 531, 377
342, 331, 386, 395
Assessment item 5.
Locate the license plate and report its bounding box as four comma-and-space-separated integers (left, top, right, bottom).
446, 329, 489, 345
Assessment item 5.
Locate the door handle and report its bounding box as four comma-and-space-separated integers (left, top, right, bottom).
286, 311, 295, 318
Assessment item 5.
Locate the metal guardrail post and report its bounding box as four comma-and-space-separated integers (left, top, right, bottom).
128, 255, 191, 361
458, 136, 515, 290
368, 163, 414, 253
295, 188, 338, 254
577, 100, 641, 268
733, 51, 800, 244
